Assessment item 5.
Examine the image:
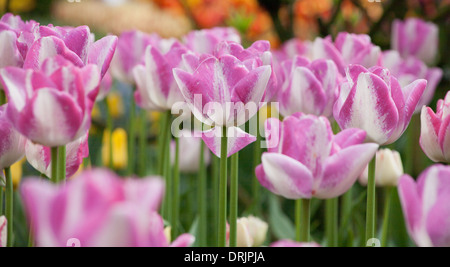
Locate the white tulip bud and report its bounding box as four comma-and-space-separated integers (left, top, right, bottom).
360, 148, 404, 187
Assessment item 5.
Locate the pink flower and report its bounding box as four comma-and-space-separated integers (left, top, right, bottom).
133, 41, 188, 111
270, 240, 321, 247
420, 91, 450, 163
21, 169, 194, 247
25, 133, 89, 179
382, 50, 443, 113
0, 104, 26, 171
398, 165, 450, 247
333, 33, 381, 69
173, 48, 271, 157
333, 65, 427, 145
277, 56, 340, 118
0, 57, 100, 147
256, 113, 378, 199
392, 18, 439, 65
183, 27, 241, 55
110, 30, 161, 84
0, 216, 6, 247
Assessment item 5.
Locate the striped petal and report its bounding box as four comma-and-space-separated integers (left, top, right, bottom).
201, 126, 256, 158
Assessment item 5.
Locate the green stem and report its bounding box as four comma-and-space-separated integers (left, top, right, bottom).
171, 134, 180, 240
51, 147, 58, 184
218, 126, 228, 247
229, 152, 239, 247
158, 111, 168, 175
0, 90, 5, 105
127, 95, 136, 175
339, 187, 353, 245
5, 167, 13, 247
252, 112, 262, 216
326, 198, 338, 247
365, 156, 377, 245
295, 199, 301, 242
211, 154, 219, 246
160, 111, 172, 219
28, 228, 34, 247
381, 187, 393, 247
300, 198, 311, 243
198, 141, 207, 247
0, 185, 3, 215
138, 109, 147, 177
106, 99, 113, 170
57, 146, 66, 183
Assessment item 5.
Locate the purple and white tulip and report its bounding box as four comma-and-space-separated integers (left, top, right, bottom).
420, 91, 450, 163
256, 113, 378, 199
0, 104, 26, 171
21, 169, 194, 247
334, 33, 381, 69
0, 57, 101, 147
25, 133, 89, 179
398, 165, 450, 247
334, 65, 427, 145
392, 18, 439, 65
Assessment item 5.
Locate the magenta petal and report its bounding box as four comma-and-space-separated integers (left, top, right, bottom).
63, 26, 91, 63
316, 143, 378, 199
398, 175, 423, 246
170, 234, 195, 247
420, 106, 445, 162
88, 35, 118, 79
124, 177, 165, 213
201, 126, 256, 158
260, 152, 313, 199
333, 128, 367, 149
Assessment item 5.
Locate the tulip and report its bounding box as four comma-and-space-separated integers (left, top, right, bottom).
170, 130, 210, 173
382, 50, 443, 113
333, 33, 381, 69
398, 165, 450, 247
277, 56, 339, 118
256, 113, 378, 200
0, 216, 6, 247
420, 91, 450, 163
25, 134, 89, 179
304, 37, 346, 75
392, 18, 439, 65
133, 41, 188, 111
359, 148, 404, 187
270, 240, 321, 247
21, 169, 195, 247
234, 216, 268, 247
183, 27, 241, 55
0, 56, 100, 147
0, 104, 26, 171
110, 30, 160, 84
21, 24, 117, 79
102, 128, 128, 170
273, 38, 309, 63
334, 65, 427, 145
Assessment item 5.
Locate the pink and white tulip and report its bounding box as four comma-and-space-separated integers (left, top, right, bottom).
256, 113, 378, 199
25, 134, 89, 179
173, 51, 271, 157
334, 65, 427, 145
0, 57, 101, 147
392, 18, 439, 65
133, 41, 188, 111
183, 27, 241, 55
382, 50, 443, 113
334, 33, 381, 69
398, 165, 450, 247
0, 104, 26, 171
420, 91, 450, 163
110, 30, 160, 84
277, 56, 339, 117
21, 169, 194, 247
0, 216, 6, 247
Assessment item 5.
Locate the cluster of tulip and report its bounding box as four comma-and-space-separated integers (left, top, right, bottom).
0, 12, 448, 247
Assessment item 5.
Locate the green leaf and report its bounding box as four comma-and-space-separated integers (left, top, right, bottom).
268, 195, 296, 240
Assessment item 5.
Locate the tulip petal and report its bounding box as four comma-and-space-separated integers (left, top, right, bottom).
88, 35, 118, 79
170, 234, 195, 247
259, 152, 313, 199
0, 30, 23, 68
201, 126, 257, 158
316, 143, 378, 199
63, 26, 91, 63
124, 177, 165, 212
333, 128, 367, 149
420, 106, 445, 162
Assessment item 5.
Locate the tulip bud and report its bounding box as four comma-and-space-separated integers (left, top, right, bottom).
236, 216, 268, 247
359, 149, 404, 187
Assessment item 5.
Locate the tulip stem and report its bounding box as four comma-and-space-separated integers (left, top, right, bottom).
252, 111, 262, 216
300, 198, 311, 242
229, 151, 239, 247
138, 109, 147, 177
57, 146, 66, 183
171, 133, 180, 241
0, 185, 3, 215
158, 111, 167, 175
5, 167, 13, 247
365, 156, 377, 245
381, 186, 393, 247
218, 127, 228, 247
198, 141, 207, 247
295, 199, 301, 242
326, 198, 339, 247
163, 111, 172, 221
51, 147, 58, 184
127, 94, 136, 175
211, 154, 219, 246
106, 99, 114, 170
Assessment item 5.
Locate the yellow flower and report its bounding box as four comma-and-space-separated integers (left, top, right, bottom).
258, 103, 279, 126
102, 128, 128, 170
1, 0, 35, 13
106, 91, 124, 119
11, 157, 25, 191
